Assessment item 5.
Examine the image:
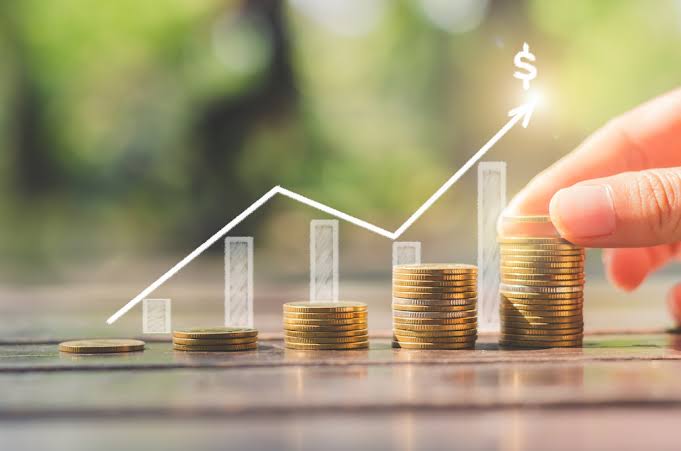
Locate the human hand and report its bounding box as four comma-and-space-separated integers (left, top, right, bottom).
502, 87, 681, 323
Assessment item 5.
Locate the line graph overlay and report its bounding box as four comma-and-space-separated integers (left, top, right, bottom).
106, 102, 535, 324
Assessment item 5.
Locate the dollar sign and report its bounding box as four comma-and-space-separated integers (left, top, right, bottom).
513, 42, 537, 91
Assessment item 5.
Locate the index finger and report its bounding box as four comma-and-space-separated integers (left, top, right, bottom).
504, 87, 681, 217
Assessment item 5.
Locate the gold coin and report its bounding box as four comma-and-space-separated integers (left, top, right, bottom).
283, 318, 367, 326
59, 339, 145, 354
393, 309, 476, 319
172, 337, 257, 346
501, 298, 583, 307
501, 307, 582, 317
393, 264, 477, 274
392, 303, 476, 312
500, 278, 584, 287
284, 329, 368, 338
172, 327, 258, 339
500, 267, 584, 275
283, 311, 368, 320
283, 301, 367, 313
500, 272, 585, 281
393, 291, 477, 300
500, 333, 583, 342
284, 341, 369, 350
501, 320, 583, 329
392, 341, 475, 350
393, 334, 476, 343
283, 323, 367, 332
173, 343, 257, 352
501, 327, 583, 336
499, 291, 585, 300
393, 317, 477, 325
393, 274, 477, 282
393, 327, 477, 337
500, 248, 584, 256
284, 335, 368, 344
394, 322, 477, 332
392, 286, 477, 294
393, 279, 477, 288
497, 237, 576, 245
500, 283, 583, 294
501, 260, 584, 269
500, 243, 581, 251
500, 255, 585, 263
499, 339, 582, 348
501, 302, 583, 311
392, 298, 477, 306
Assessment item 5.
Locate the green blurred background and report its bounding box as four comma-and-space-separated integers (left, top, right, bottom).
1, 0, 680, 285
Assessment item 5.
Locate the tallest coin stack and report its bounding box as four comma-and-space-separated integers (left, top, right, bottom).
498, 233, 585, 348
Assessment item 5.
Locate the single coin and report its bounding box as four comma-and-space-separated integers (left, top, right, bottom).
497, 237, 576, 245
393, 310, 476, 319
393, 317, 477, 325
501, 215, 552, 223
394, 322, 477, 332
500, 267, 584, 275
500, 283, 583, 294
284, 329, 368, 338
283, 301, 367, 313
500, 254, 585, 263
499, 291, 585, 300
500, 333, 583, 342
172, 337, 257, 346
501, 302, 583, 312
393, 291, 477, 300
501, 327, 583, 336
500, 272, 585, 281
393, 274, 477, 282
392, 297, 477, 306
284, 335, 368, 344
392, 341, 475, 350
393, 264, 477, 275
393, 334, 476, 343
172, 327, 258, 339
502, 312, 583, 322
501, 296, 583, 306
59, 339, 145, 354
393, 327, 477, 337
500, 278, 584, 287
173, 343, 257, 352
501, 320, 583, 329
284, 341, 369, 350
501, 260, 584, 269
500, 244, 581, 251
392, 285, 477, 293
283, 311, 367, 320
500, 248, 584, 256
393, 280, 477, 288
499, 339, 582, 348
283, 318, 367, 326
283, 323, 368, 332
392, 303, 476, 312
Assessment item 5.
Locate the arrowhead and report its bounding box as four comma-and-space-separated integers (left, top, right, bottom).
508, 100, 536, 129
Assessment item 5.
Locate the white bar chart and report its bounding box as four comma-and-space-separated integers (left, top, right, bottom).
310, 220, 339, 302
477, 161, 507, 331
224, 237, 254, 328
142, 298, 171, 334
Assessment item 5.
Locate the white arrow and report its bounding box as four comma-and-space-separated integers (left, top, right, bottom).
106, 101, 535, 324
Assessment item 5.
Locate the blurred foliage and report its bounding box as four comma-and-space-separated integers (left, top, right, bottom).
0, 0, 679, 275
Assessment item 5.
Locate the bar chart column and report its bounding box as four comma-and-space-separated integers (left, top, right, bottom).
225, 237, 254, 328
310, 219, 339, 302
477, 162, 507, 331
142, 298, 171, 334
392, 242, 421, 266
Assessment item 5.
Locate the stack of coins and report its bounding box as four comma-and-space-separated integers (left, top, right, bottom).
392, 264, 478, 350
172, 327, 258, 352
498, 231, 585, 348
283, 301, 369, 350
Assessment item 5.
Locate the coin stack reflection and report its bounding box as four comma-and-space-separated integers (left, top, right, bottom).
499, 235, 585, 348
392, 264, 477, 350
283, 301, 369, 350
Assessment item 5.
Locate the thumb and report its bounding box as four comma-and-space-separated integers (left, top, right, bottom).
549, 167, 681, 247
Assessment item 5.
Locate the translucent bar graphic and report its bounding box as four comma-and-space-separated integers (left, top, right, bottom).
225, 237, 254, 328
310, 219, 339, 302
392, 242, 421, 266
477, 162, 507, 331
142, 298, 171, 334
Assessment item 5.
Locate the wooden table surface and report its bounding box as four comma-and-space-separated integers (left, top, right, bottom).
1, 276, 680, 450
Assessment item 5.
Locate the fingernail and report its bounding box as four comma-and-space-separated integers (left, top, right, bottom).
550, 185, 616, 238
667, 284, 681, 325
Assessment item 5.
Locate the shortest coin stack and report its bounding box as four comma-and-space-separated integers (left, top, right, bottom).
283, 301, 369, 350
172, 327, 258, 352
59, 339, 145, 354
392, 264, 478, 350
